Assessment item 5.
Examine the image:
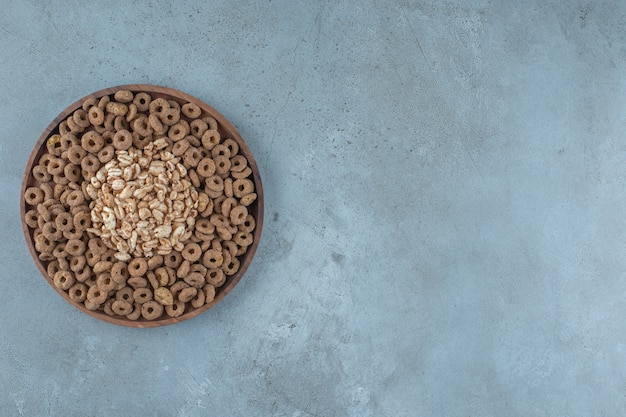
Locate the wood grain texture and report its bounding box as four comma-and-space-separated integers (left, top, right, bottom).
21, 84, 264, 327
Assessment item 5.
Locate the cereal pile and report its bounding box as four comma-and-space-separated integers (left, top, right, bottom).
23, 89, 257, 321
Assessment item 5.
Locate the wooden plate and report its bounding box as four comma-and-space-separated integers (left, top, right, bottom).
20, 84, 263, 327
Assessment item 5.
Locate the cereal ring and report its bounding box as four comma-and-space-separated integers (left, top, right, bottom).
209, 213, 229, 228
205, 175, 224, 193
81, 131, 104, 153
183, 147, 201, 168
202, 249, 223, 269
103, 112, 116, 132
190, 286, 206, 308
47, 260, 61, 278
46, 157, 66, 176
125, 102, 138, 122
223, 178, 233, 198
97, 272, 117, 292
133, 92, 151, 112
221, 240, 238, 258
232, 166, 253, 179
82, 95, 98, 111
72, 212, 91, 231
46, 134, 63, 156
97, 145, 115, 163
128, 257, 148, 277
67, 114, 84, 133
194, 157, 215, 178
147, 255, 163, 270
176, 259, 191, 279
32, 165, 52, 182
74, 264, 92, 282
233, 178, 254, 198
229, 205, 249, 225
211, 144, 230, 159
149, 113, 167, 135
146, 271, 159, 289
73, 109, 90, 128
65, 239, 86, 256
170, 138, 190, 157
220, 197, 236, 218
115, 287, 134, 303
178, 287, 198, 303
85, 248, 100, 268
195, 218, 215, 235
88, 105, 105, 125
68, 283, 88, 303
97, 94, 110, 110
182, 102, 202, 119
60, 133, 79, 150
112, 299, 133, 316
93, 261, 113, 275
65, 189, 84, 207
204, 283, 217, 303
111, 262, 129, 285
52, 212, 71, 232
168, 121, 188, 141
222, 138, 239, 156
25, 209, 39, 229
239, 214, 256, 233
141, 300, 163, 320
183, 272, 205, 288
132, 114, 153, 137
160, 108, 180, 126
114, 89, 133, 103
42, 222, 63, 241
106, 101, 128, 116
54, 270, 75, 291
112, 129, 133, 150
52, 242, 67, 259
203, 116, 218, 131
63, 163, 81, 183
162, 251, 182, 269
222, 256, 240, 276
24, 187, 44, 206
127, 277, 148, 289
206, 267, 226, 287
238, 192, 256, 207
216, 226, 233, 241
186, 134, 201, 147
149, 97, 169, 114
201, 129, 220, 150
69, 255, 87, 273
81, 155, 100, 173
165, 301, 185, 318
34, 233, 55, 253
133, 287, 153, 304
114, 115, 129, 131
229, 155, 248, 173
87, 285, 108, 306
58, 120, 71, 136
189, 119, 208, 138
151, 268, 168, 288
62, 224, 83, 241
181, 242, 202, 262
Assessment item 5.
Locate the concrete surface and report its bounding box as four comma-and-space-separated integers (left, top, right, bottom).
1, 0, 626, 415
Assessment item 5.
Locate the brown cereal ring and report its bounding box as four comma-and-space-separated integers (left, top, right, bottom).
88, 105, 105, 125
87, 285, 108, 305
65, 239, 86, 256
202, 116, 218, 131
127, 276, 148, 289
46, 134, 63, 156
131, 132, 152, 149
196, 157, 216, 178
230, 155, 248, 173
171, 137, 190, 156
223, 178, 233, 198
63, 164, 81, 183
115, 287, 134, 303
214, 156, 231, 176
74, 264, 92, 282
185, 134, 201, 147
206, 268, 226, 287
222, 256, 240, 276
47, 260, 61, 278
60, 133, 79, 150
46, 157, 66, 176
73, 211, 91, 230
24, 187, 44, 206
62, 224, 83, 241
69, 255, 87, 273
111, 262, 129, 284
216, 226, 233, 241
123, 302, 141, 320
97, 94, 110, 110
229, 205, 249, 226
222, 240, 238, 258
73, 109, 90, 128
163, 251, 183, 269
133, 287, 153, 304
153, 287, 173, 306
128, 257, 148, 277
201, 129, 220, 150
181, 242, 202, 262
25, 209, 39, 229
168, 121, 188, 141
65, 189, 85, 207
84, 300, 101, 311
167, 99, 180, 111
85, 249, 100, 268
183, 272, 205, 289
40, 183, 54, 201
68, 283, 88, 303
178, 287, 198, 303
189, 119, 208, 138
148, 113, 167, 135
147, 255, 163, 270
112, 129, 133, 151
211, 144, 230, 159
114, 89, 133, 103
52, 242, 67, 259
165, 301, 185, 318
204, 283, 217, 303
239, 214, 256, 233
58, 120, 71, 136
240, 193, 257, 207
202, 249, 224, 269
126, 102, 138, 122
32, 165, 52, 182
81, 131, 104, 153
97, 145, 115, 163
82, 95, 98, 111
111, 299, 133, 316
149, 97, 169, 114
96, 272, 117, 292
153, 267, 169, 287
146, 271, 159, 289
132, 114, 152, 137
103, 298, 116, 316
53, 212, 72, 231
160, 107, 180, 126
191, 288, 205, 308
165, 266, 177, 286
67, 114, 84, 133
232, 166, 253, 179
176, 260, 191, 278
103, 112, 116, 132
206, 175, 224, 193
114, 115, 129, 131
34, 233, 55, 253
106, 101, 128, 116
133, 92, 151, 112
209, 213, 229, 228
222, 138, 239, 156
220, 197, 237, 218
181, 102, 202, 119
88, 238, 107, 253
233, 178, 254, 198
57, 256, 70, 272
81, 154, 100, 172
141, 300, 163, 320
183, 147, 201, 168
42, 222, 63, 241
195, 218, 214, 235
54, 270, 75, 291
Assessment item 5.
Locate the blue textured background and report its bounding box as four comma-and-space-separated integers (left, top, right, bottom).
2, 1, 626, 416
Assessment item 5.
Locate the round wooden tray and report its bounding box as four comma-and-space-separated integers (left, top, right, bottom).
20, 84, 263, 327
